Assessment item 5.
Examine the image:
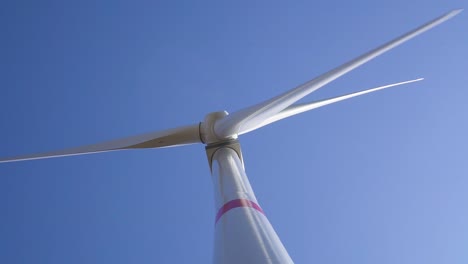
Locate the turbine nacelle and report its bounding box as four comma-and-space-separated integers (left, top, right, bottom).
200, 111, 238, 145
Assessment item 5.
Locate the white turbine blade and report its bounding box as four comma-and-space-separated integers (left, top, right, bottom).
214, 9, 462, 138
239, 78, 423, 135
0, 124, 201, 163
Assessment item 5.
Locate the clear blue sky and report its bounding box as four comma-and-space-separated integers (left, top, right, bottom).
1, 1, 467, 263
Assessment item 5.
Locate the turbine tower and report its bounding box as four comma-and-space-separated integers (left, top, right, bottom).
0, 10, 462, 264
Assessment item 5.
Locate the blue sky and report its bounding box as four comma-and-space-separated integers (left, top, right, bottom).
1, 1, 467, 263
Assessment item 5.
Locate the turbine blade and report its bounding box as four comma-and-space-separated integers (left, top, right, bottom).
214, 9, 462, 138
239, 78, 423, 134
0, 124, 201, 163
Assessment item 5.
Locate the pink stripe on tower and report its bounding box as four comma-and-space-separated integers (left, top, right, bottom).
215, 198, 264, 224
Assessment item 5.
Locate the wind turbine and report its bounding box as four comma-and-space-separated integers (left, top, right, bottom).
0, 9, 462, 263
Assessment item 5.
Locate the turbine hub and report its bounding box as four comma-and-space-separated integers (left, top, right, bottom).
200, 111, 237, 144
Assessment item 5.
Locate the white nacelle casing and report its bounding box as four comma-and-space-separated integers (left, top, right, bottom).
200, 111, 237, 144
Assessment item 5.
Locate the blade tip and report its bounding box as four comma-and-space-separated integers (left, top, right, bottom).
448, 9, 464, 16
